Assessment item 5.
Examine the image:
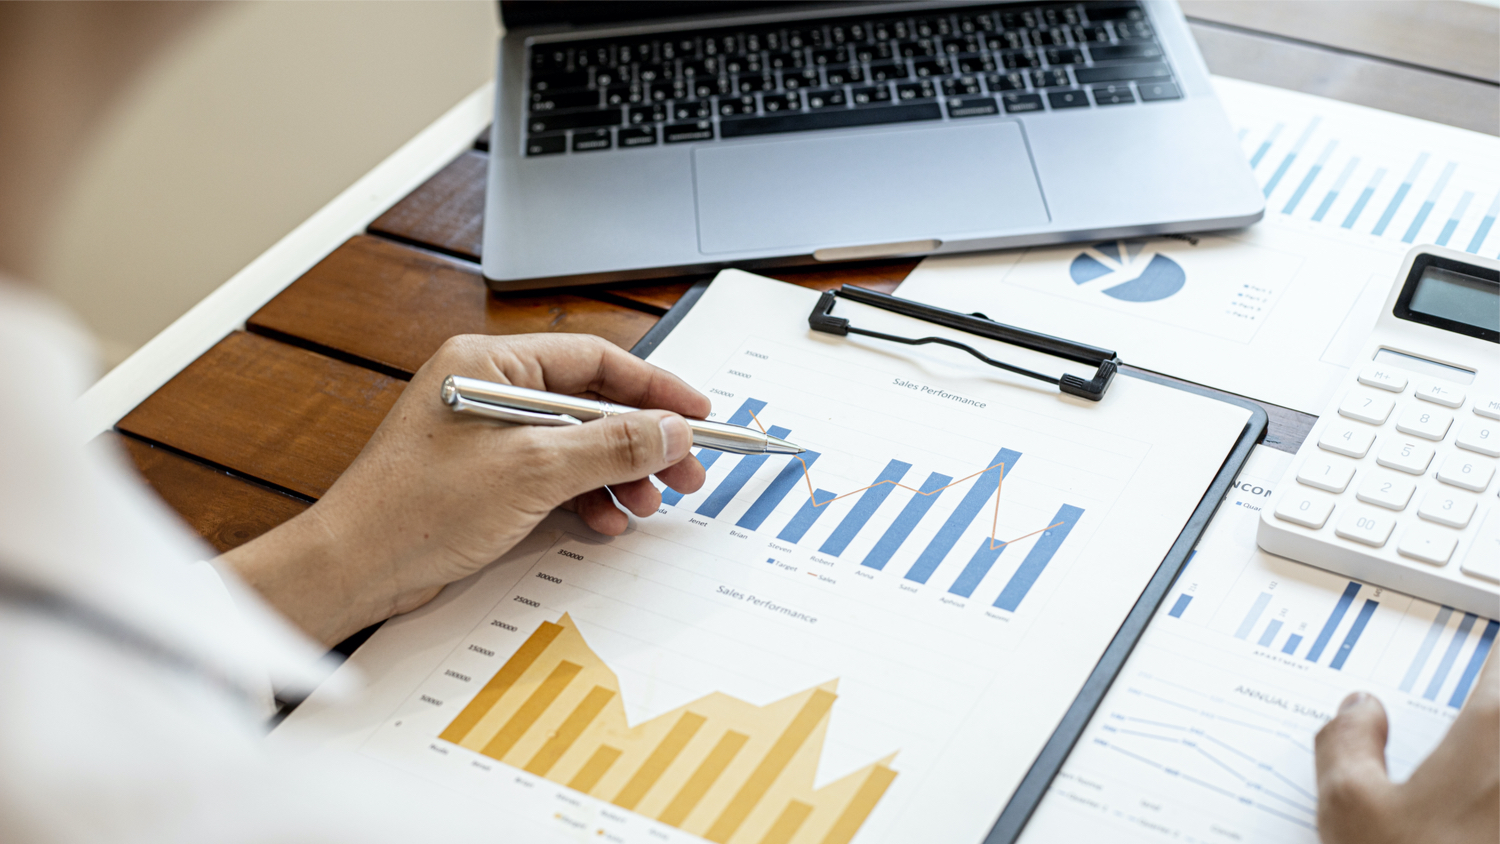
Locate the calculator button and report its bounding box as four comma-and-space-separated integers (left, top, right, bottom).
1275, 490, 1335, 528
1396, 405, 1453, 441
1398, 524, 1458, 566
1476, 397, 1500, 420
1358, 365, 1408, 393
1318, 424, 1376, 458
1415, 382, 1465, 408
1437, 455, 1495, 492
1376, 438, 1435, 475
1335, 507, 1396, 547
1457, 420, 1500, 457
1418, 490, 1477, 528
1460, 507, 1500, 583
1297, 458, 1355, 493
1356, 471, 1416, 511
1338, 391, 1395, 425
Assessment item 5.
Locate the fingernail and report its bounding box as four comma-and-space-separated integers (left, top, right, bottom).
1339, 692, 1368, 714
660, 415, 691, 463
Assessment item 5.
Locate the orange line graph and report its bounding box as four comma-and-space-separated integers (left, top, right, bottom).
745, 410, 1064, 551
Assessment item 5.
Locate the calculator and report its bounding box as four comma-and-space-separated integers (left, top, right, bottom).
1258, 245, 1500, 617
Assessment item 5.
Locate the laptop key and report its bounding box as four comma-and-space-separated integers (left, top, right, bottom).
824, 65, 865, 85
1073, 62, 1171, 84
895, 80, 937, 101
1029, 27, 1068, 46
1091, 84, 1136, 105
717, 96, 757, 116
617, 126, 658, 147
762, 92, 801, 112
943, 76, 984, 96
1001, 92, 1045, 113
986, 72, 1027, 92
1086, 5, 1146, 21
851, 84, 893, 106
911, 58, 952, 78
693, 77, 730, 98
571, 129, 613, 152
719, 102, 943, 138
648, 80, 688, 102
1115, 21, 1155, 40
531, 90, 601, 112
806, 88, 848, 109
736, 74, 774, 93
663, 121, 715, 143
1138, 80, 1183, 101
781, 68, 820, 90
855, 42, 896, 62
672, 101, 711, 121
1003, 50, 1042, 69
531, 70, 590, 92
1089, 43, 1163, 61
868, 61, 909, 82
602, 85, 643, 107
1046, 48, 1085, 65
956, 53, 998, 74
948, 96, 1000, 118
1048, 89, 1090, 109
897, 38, 940, 58
525, 134, 567, 156
626, 104, 666, 125
812, 46, 850, 65
1030, 69, 1071, 89
529, 108, 623, 134
987, 31, 1027, 51
1073, 24, 1111, 42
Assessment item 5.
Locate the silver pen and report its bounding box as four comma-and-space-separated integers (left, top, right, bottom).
441, 375, 805, 456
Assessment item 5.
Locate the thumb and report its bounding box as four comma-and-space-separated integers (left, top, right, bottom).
536, 410, 693, 502
1315, 692, 1392, 822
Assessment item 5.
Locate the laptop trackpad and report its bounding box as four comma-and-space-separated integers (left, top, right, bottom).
693, 122, 1048, 255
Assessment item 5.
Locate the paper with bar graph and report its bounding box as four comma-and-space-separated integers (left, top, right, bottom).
898, 77, 1500, 414
1023, 447, 1497, 844
271, 271, 1251, 844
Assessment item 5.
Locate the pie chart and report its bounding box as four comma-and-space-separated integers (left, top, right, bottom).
1068, 240, 1186, 302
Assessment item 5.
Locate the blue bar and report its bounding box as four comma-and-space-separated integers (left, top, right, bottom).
1168, 593, 1193, 618
1342, 168, 1386, 228
948, 537, 1008, 598
736, 451, 820, 530
777, 489, 837, 543
1282, 633, 1304, 655
862, 472, 951, 571
695, 426, 791, 518
1436, 192, 1474, 246
1471, 216, 1497, 253
819, 459, 911, 556
1313, 156, 1360, 222
1262, 118, 1319, 198
1281, 165, 1321, 213
1330, 600, 1379, 670
1235, 593, 1274, 640
904, 448, 1021, 584
1248, 122, 1283, 168
1401, 607, 1454, 693
1449, 619, 1500, 708
1258, 619, 1284, 647
1307, 582, 1361, 663
994, 504, 1086, 612
662, 398, 767, 506
1403, 161, 1456, 243
1372, 152, 1429, 236
1425, 612, 1478, 701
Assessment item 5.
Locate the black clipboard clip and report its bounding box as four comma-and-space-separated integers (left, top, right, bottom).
808, 285, 1121, 401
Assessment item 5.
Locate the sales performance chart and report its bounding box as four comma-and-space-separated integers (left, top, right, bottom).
1024, 448, 1498, 844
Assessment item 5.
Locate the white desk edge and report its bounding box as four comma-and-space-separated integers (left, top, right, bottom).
73, 81, 496, 444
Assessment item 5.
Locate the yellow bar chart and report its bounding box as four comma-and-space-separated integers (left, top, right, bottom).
439, 614, 897, 844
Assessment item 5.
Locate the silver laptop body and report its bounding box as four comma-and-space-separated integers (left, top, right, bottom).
482, 1, 1263, 290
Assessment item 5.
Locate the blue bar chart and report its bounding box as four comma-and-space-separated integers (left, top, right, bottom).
1398, 608, 1499, 709
1167, 594, 1192, 618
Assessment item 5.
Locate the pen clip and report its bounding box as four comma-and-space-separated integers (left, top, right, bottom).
448, 395, 583, 426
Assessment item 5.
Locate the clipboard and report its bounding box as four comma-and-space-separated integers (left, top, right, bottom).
630, 278, 1267, 844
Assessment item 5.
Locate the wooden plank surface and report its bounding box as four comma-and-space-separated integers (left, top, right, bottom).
113, 434, 310, 552
249, 235, 659, 376
368, 150, 486, 263
118, 331, 403, 500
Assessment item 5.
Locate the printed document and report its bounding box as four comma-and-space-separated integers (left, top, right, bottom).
898, 77, 1500, 414
272, 270, 1249, 844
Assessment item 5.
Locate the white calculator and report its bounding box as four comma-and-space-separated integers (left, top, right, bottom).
1258, 245, 1500, 617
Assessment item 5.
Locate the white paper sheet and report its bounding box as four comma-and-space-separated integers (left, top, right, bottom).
1024, 446, 1498, 843
272, 270, 1250, 844
897, 77, 1500, 414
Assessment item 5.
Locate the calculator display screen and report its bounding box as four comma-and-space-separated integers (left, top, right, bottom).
1394, 254, 1500, 343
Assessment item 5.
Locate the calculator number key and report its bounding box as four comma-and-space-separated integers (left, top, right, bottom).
1415, 382, 1464, 408
1335, 508, 1396, 547
1398, 523, 1458, 566
1476, 396, 1500, 420
1376, 438, 1434, 475
1338, 391, 1395, 425
1356, 471, 1415, 511
1436, 455, 1495, 492
1396, 405, 1453, 441
1318, 424, 1376, 458
1297, 458, 1355, 493
1457, 420, 1500, 457
1357, 365, 1408, 393
1461, 508, 1500, 583
1418, 490, 1477, 528
1274, 490, 1335, 529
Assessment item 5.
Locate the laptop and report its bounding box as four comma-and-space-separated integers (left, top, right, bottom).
483, 1, 1263, 291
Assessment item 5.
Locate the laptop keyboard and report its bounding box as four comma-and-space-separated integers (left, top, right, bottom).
524, 2, 1181, 155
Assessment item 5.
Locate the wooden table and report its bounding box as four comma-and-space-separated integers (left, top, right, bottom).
100, 2, 1498, 579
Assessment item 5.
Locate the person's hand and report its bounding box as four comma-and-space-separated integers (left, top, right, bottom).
217, 334, 710, 646
1314, 650, 1498, 844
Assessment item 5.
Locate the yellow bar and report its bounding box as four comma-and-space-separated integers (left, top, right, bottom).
613, 711, 708, 810
758, 800, 813, 844
657, 730, 749, 827
439, 621, 563, 745
524, 685, 615, 776
568, 744, 623, 794
706, 689, 837, 843
480, 660, 582, 761
819, 765, 897, 844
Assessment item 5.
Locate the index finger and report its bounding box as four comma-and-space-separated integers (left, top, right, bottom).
472, 334, 712, 418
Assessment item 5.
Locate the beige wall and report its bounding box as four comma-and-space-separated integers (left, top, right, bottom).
26, 1, 496, 367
